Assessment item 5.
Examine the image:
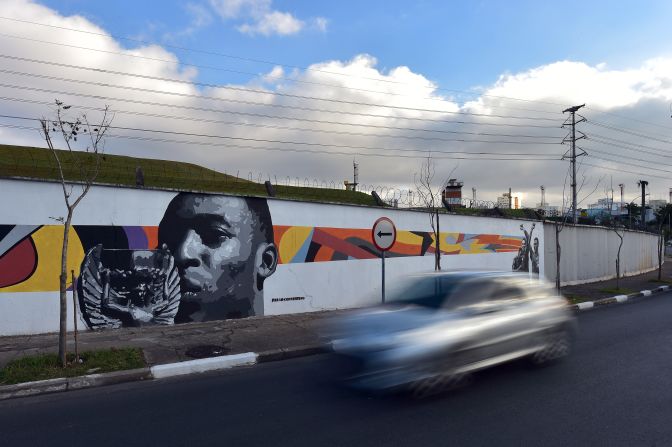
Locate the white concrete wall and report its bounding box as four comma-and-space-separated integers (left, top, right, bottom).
543, 223, 659, 286
265, 203, 543, 315
0, 177, 538, 335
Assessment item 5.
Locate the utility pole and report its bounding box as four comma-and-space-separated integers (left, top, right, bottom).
562, 104, 586, 224
508, 187, 512, 209
540, 185, 546, 207
639, 180, 648, 230
619, 184, 624, 216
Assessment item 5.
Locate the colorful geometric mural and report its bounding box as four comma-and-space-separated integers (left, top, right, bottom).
0, 224, 523, 292
0, 225, 157, 292
274, 225, 523, 264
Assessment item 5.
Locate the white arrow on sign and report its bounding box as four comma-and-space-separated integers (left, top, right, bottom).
372, 217, 397, 252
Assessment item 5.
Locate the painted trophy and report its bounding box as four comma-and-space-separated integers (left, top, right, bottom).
78, 244, 181, 329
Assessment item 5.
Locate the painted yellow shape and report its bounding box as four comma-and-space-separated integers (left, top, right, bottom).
437, 232, 490, 255
1, 225, 85, 292
395, 231, 425, 245
278, 226, 313, 264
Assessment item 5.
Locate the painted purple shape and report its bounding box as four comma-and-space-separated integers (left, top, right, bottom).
123, 226, 149, 250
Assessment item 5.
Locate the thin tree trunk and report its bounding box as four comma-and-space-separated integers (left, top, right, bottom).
435, 209, 441, 271
555, 224, 561, 290
71, 269, 79, 363
658, 229, 663, 281
58, 208, 73, 367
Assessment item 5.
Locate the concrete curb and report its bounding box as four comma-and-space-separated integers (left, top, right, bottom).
0, 368, 151, 400
257, 344, 332, 363
151, 352, 257, 379
569, 285, 669, 312
0, 344, 331, 401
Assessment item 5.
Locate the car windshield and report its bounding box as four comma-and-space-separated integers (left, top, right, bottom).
386, 275, 462, 309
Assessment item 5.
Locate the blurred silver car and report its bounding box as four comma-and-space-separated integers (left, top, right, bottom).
327, 271, 576, 396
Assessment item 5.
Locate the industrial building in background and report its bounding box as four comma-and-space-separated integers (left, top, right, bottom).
442, 179, 463, 208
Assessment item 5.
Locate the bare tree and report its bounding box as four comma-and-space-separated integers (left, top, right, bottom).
656, 205, 671, 281
39, 100, 112, 367
601, 185, 626, 290
553, 164, 603, 289
612, 225, 625, 289
414, 156, 456, 271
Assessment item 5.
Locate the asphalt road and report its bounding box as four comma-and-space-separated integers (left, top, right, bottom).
2, 294, 672, 447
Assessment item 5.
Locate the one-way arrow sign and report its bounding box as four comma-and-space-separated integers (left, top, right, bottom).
372, 217, 397, 251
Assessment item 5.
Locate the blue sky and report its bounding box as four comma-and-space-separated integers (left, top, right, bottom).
40, 0, 672, 98
3, 0, 672, 204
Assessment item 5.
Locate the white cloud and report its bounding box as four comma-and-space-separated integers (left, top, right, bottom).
2, 0, 672, 207
313, 17, 328, 33
208, 0, 311, 36
237, 11, 304, 36
209, 0, 268, 19
260, 66, 284, 83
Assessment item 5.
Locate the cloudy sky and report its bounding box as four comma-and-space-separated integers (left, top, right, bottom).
1, 0, 672, 207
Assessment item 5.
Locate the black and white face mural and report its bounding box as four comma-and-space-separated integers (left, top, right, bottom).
512, 223, 539, 274
79, 193, 278, 328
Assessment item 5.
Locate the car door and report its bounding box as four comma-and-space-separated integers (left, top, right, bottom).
477, 281, 536, 358
439, 278, 500, 367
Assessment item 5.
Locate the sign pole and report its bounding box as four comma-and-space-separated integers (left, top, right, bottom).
372, 216, 396, 306
381, 249, 386, 304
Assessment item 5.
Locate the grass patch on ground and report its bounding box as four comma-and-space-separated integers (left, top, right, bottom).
648, 278, 672, 284
564, 294, 590, 304
598, 287, 635, 295
0, 347, 145, 386
0, 144, 378, 206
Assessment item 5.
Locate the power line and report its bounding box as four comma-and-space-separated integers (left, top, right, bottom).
0, 67, 562, 121
0, 39, 565, 117
1, 114, 563, 152
585, 145, 672, 167
0, 122, 562, 161
0, 96, 561, 136
0, 16, 572, 111
585, 119, 672, 145
0, 97, 563, 142
0, 82, 564, 127
586, 151, 672, 175
589, 136, 671, 157
584, 106, 672, 134
581, 161, 672, 181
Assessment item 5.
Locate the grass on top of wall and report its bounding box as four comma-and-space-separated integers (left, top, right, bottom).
0, 347, 146, 385
0, 144, 379, 206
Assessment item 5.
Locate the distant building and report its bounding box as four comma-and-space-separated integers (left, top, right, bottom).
496, 191, 522, 209
496, 194, 510, 209
442, 179, 463, 208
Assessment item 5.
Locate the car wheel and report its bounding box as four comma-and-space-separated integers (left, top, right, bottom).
529, 327, 572, 366
408, 371, 471, 399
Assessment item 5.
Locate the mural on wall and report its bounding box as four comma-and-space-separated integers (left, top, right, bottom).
157, 193, 277, 323
0, 192, 527, 330
79, 244, 181, 329
512, 223, 539, 274
275, 226, 523, 263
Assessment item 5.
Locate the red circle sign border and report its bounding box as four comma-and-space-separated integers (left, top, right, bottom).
371, 216, 397, 252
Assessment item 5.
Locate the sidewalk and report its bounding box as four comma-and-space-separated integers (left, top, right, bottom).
1, 262, 670, 371
561, 259, 672, 303
0, 311, 343, 370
